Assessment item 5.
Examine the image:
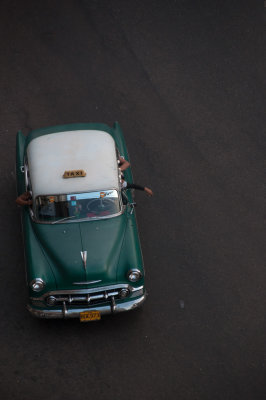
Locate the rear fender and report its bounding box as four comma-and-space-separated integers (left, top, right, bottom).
16, 130, 26, 195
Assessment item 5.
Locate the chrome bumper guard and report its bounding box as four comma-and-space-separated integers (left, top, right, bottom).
27, 293, 146, 319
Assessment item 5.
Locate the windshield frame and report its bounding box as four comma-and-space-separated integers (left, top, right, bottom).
33, 189, 124, 224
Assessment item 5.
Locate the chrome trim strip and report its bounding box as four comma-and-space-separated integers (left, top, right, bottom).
73, 280, 102, 285
27, 294, 146, 319
30, 284, 143, 302
24, 162, 29, 189
131, 285, 144, 292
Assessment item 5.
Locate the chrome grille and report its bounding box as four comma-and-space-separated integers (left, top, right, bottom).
44, 286, 129, 307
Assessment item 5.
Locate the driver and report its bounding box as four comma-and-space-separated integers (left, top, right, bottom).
121, 180, 153, 197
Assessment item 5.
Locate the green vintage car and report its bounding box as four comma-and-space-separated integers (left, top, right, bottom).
16, 122, 146, 320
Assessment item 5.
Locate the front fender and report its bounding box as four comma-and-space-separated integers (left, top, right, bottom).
116, 211, 144, 286
22, 210, 57, 297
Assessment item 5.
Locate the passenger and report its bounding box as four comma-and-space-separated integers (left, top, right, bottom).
16, 191, 32, 206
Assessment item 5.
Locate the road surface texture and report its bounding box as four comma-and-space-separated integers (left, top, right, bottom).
0, 1, 265, 399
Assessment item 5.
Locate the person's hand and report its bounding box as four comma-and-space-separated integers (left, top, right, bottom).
144, 187, 153, 197
16, 191, 33, 206
119, 156, 130, 172
25, 192, 32, 205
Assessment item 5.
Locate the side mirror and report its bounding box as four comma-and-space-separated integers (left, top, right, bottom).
129, 202, 136, 215
29, 207, 34, 218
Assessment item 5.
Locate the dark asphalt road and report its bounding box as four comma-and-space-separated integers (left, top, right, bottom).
0, 1, 265, 399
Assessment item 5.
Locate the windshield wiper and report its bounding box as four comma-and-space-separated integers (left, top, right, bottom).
51, 215, 76, 225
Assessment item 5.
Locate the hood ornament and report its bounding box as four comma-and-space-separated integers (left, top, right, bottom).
80, 251, 87, 270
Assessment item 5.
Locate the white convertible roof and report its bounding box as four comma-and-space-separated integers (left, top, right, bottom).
27, 130, 119, 198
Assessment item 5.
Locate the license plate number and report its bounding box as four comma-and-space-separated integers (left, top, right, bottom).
80, 310, 101, 322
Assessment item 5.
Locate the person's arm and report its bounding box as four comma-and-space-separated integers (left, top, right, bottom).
126, 183, 153, 196
119, 156, 130, 172
16, 192, 32, 206
126, 183, 144, 190
143, 187, 153, 196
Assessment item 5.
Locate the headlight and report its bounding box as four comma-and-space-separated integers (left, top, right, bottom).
30, 278, 46, 292
127, 269, 142, 282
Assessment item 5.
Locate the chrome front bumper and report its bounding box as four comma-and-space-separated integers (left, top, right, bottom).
27, 293, 146, 319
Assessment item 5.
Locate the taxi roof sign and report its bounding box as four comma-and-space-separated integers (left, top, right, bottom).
63, 170, 86, 179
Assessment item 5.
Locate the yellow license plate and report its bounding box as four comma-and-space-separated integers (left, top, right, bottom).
80, 310, 101, 322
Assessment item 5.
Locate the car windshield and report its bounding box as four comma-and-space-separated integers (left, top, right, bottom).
35, 190, 121, 223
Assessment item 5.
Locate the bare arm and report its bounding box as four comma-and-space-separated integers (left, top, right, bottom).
144, 187, 153, 197
119, 156, 130, 172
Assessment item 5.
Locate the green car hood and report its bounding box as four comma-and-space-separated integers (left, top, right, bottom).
32, 215, 127, 290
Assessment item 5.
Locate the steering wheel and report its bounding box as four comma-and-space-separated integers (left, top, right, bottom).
86, 198, 114, 213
